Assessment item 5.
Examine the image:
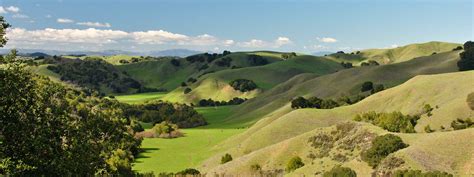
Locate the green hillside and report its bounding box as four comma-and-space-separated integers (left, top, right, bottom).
227, 50, 462, 127
118, 51, 286, 91
161, 55, 343, 103
199, 71, 474, 176
325, 41, 461, 65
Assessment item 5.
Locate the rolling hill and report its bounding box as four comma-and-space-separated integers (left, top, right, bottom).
160, 55, 343, 103
199, 70, 474, 176
225, 50, 463, 127
325, 41, 460, 65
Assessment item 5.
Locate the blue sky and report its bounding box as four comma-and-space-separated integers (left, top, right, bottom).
1, 0, 472, 53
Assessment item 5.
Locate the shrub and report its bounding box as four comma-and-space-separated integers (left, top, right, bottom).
247, 54, 268, 66
170, 59, 180, 67
340, 62, 353, 68
423, 104, 433, 116
371, 84, 385, 94
285, 156, 304, 172
393, 170, 453, 177
457, 41, 474, 71
184, 88, 192, 94
176, 168, 200, 175
452, 46, 463, 51
198, 97, 247, 107
250, 164, 261, 171
221, 153, 233, 164
424, 125, 434, 133
361, 60, 380, 66
187, 77, 197, 83
361, 134, 408, 168
180, 82, 187, 87
291, 97, 311, 109
361, 81, 374, 92
322, 166, 357, 177
451, 118, 474, 130
229, 79, 257, 92
354, 111, 419, 133
152, 121, 183, 139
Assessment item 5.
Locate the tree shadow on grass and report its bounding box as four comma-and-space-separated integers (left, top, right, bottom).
135, 147, 160, 159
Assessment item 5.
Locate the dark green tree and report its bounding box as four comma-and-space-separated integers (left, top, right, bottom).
361, 134, 408, 168
285, 156, 304, 172
323, 166, 357, 177
457, 41, 474, 71
221, 153, 233, 164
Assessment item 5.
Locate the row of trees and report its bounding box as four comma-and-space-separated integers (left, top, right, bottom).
198, 97, 247, 107
291, 96, 340, 109
121, 101, 207, 128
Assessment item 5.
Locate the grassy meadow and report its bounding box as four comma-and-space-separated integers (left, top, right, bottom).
132, 106, 246, 174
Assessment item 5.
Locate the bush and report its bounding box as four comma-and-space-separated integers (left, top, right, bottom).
184, 88, 192, 94
175, 168, 200, 175
187, 77, 197, 83
361, 60, 380, 66
152, 121, 183, 139
423, 104, 433, 117
453, 46, 463, 51
180, 82, 187, 87
229, 79, 257, 92
451, 118, 473, 130
340, 62, 353, 68
361, 134, 408, 168
371, 84, 385, 94
361, 81, 374, 92
170, 59, 180, 67
285, 156, 304, 172
393, 170, 453, 177
354, 111, 419, 133
457, 41, 474, 71
250, 164, 261, 171
322, 166, 357, 177
221, 153, 233, 164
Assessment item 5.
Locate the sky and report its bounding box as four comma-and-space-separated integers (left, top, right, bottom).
0, 0, 472, 53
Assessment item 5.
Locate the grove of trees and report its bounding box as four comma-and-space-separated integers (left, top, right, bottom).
229, 79, 258, 92
354, 111, 420, 133
291, 96, 340, 109
457, 41, 474, 71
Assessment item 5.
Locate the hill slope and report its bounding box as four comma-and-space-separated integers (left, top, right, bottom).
200, 71, 474, 176
226, 50, 462, 127
161, 55, 343, 103
325, 41, 460, 65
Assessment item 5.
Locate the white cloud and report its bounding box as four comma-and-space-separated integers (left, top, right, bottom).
6, 6, 20, 13
275, 37, 292, 47
0, 7, 6, 14
238, 37, 292, 48
77, 22, 111, 28
57, 18, 74, 23
317, 37, 338, 43
223, 40, 235, 46
12, 14, 28, 19
7, 28, 129, 44
131, 30, 189, 44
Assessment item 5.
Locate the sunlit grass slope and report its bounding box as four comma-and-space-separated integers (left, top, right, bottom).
200, 71, 474, 176
325, 41, 460, 65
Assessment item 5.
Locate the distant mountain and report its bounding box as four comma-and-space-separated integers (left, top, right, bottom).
0, 48, 201, 58
312, 51, 333, 56
147, 49, 201, 57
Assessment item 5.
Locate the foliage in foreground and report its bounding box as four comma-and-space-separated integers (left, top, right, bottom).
323, 166, 357, 177
285, 156, 304, 172
361, 134, 408, 168
0, 52, 141, 175
354, 111, 420, 133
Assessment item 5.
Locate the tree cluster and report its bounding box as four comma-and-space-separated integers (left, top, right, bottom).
215, 57, 233, 67
247, 54, 269, 66
361, 60, 380, 66
360, 81, 384, 94
47, 58, 142, 93
198, 97, 247, 107
361, 134, 408, 168
354, 111, 420, 133
281, 52, 297, 59
457, 41, 474, 71
451, 118, 473, 130
121, 101, 207, 128
340, 62, 353, 68
291, 96, 340, 109
0, 55, 141, 175
229, 79, 258, 92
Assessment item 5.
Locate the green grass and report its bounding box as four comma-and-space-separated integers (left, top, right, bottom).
114, 92, 167, 104
132, 105, 246, 174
